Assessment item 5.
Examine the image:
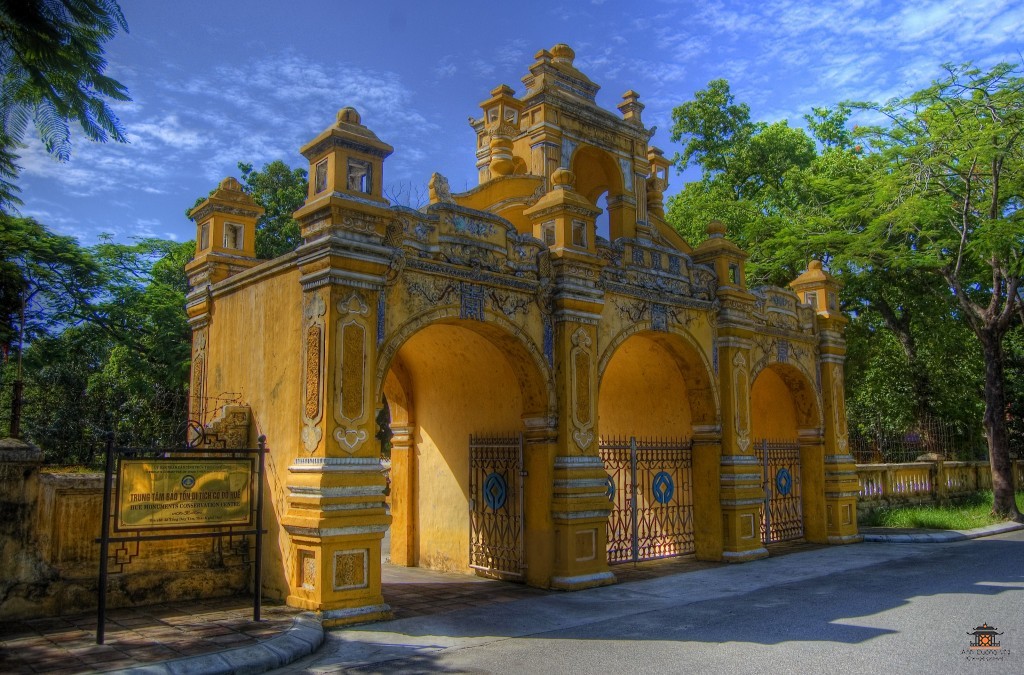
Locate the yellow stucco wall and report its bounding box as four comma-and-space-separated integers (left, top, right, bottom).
388, 323, 525, 573
750, 367, 799, 440
598, 334, 694, 438
199, 259, 303, 601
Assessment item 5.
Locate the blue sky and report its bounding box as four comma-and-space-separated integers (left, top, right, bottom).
17, 0, 1024, 245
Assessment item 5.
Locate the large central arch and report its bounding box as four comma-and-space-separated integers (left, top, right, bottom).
376, 309, 552, 578
598, 325, 719, 432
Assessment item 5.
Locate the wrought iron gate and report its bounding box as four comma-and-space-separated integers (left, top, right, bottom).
756, 439, 803, 543
599, 436, 695, 564
468, 434, 525, 579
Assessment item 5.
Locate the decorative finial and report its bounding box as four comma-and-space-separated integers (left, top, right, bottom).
706, 220, 727, 238
550, 43, 575, 65
337, 107, 361, 126
550, 168, 575, 189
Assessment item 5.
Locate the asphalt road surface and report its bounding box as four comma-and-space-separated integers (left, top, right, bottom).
279, 530, 1024, 674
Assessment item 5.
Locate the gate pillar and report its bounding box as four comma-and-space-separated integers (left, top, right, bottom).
790, 260, 860, 544
691, 424, 723, 561
549, 317, 615, 589
522, 416, 557, 588
388, 425, 416, 566
717, 336, 769, 562
821, 356, 862, 543
280, 107, 395, 626
798, 427, 828, 544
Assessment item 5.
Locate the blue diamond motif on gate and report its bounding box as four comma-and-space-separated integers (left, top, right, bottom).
483, 472, 507, 511
605, 475, 615, 502
776, 467, 793, 496
652, 471, 674, 504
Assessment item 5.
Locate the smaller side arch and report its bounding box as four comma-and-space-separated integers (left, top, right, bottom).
750, 361, 823, 432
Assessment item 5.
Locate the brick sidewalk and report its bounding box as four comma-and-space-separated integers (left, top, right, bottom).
0, 596, 300, 674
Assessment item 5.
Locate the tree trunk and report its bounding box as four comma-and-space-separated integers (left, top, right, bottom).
979, 331, 1022, 521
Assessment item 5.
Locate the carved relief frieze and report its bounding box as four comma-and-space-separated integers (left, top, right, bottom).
570, 327, 595, 450
406, 275, 459, 309
190, 327, 207, 423
733, 351, 751, 453
489, 288, 532, 321
440, 239, 505, 273
832, 363, 848, 453
301, 292, 327, 453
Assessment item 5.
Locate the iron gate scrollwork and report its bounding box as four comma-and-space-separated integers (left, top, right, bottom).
599, 436, 694, 564
469, 434, 525, 578
756, 439, 803, 543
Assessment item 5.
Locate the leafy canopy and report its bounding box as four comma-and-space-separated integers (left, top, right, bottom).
0, 0, 130, 209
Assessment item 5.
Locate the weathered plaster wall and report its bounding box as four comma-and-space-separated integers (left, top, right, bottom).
199, 258, 303, 601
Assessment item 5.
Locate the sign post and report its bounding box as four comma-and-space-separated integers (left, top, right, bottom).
95, 437, 266, 644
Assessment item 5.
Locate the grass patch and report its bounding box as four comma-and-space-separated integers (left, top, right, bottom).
860, 491, 1024, 529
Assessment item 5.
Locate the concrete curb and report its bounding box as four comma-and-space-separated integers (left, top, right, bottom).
862, 521, 1024, 543
108, 612, 323, 675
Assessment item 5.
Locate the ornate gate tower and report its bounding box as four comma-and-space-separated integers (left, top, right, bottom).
185, 44, 860, 625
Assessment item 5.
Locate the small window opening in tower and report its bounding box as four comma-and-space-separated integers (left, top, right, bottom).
729, 263, 739, 285
347, 159, 372, 193
805, 291, 819, 310
314, 158, 328, 193
541, 220, 556, 246
223, 222, 243, 250
595, 192, 610, 242
200, 221, 210, 250
572, 219, 588, 248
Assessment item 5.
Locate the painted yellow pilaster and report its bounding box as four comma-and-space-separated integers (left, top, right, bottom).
798, 427, 827, 543
820, 352, 862, 543
522, 416, 557, 588
549, 311, 615, 589
691, 424, 723, 561
717, 334, 769, 561
279, 105, 397, 626
387, 425, 416, 566
283, 280, 392, 626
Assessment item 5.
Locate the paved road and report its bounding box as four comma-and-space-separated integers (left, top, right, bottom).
279, 531, 1024, 674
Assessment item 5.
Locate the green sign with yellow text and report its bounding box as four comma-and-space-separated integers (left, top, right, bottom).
116, 459, 253, 530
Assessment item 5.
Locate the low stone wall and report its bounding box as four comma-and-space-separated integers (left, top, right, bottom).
0, 439, 250, 621
856, 459, 1024, 518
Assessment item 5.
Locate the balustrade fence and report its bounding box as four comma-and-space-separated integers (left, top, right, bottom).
855, 459, 1024, 518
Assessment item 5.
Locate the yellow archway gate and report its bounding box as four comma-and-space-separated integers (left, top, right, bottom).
183, 44, 860, 626
597, 327, 719, 564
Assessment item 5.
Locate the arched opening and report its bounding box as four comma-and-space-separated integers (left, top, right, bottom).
379, 318, 549, 577
571, 146, 625, 241
750, 363, 821, 544
597, 329, 717, 564
595, 192, 610, 242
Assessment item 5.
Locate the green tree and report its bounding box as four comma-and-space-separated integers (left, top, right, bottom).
239, 160, 306, 258
848, 63, 1024, 518
0, 0, 130, 209
666, 80, 990, 461
668, 79, 816, 285
2, 236, 194, 456
0, 215, 100, 436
